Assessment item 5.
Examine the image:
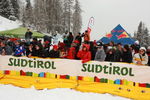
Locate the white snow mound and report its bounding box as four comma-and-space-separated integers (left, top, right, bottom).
0, 16, 21, 31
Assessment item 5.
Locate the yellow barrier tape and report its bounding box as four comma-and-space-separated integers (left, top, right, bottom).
0, 73, 150, 100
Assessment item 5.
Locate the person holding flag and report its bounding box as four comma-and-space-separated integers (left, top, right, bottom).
82, 30, 90, 42
82, 17, 94, 43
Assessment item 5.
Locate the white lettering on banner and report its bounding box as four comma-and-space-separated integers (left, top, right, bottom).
0, 55, 150, 83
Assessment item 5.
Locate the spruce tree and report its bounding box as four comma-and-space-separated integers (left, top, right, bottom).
11, 0, 19, 19
24, 0, 33, 27
135, 21, 150, 46
143, 28, 150, 46
0, 0, 14, 19
72, 0, 82, 35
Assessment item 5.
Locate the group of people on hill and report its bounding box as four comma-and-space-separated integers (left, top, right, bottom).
0, 29, 150, 66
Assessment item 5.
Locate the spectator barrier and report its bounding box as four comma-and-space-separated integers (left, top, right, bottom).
0, 55, 150, 100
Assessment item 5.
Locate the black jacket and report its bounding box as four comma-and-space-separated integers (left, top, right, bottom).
105, 54, 115, 62
49, 50, 60, 58
75, 36, 82, 45
114, 49, 123, 62
25, 31, 33, 39
122, 51, 132, 63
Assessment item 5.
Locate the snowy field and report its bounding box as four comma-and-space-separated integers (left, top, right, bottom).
0, 85, 129, 100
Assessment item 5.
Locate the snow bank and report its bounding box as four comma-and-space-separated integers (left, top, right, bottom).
0, 85, 129, 100
0, 16, 21, 31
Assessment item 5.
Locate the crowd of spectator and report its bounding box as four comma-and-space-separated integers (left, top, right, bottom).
0, 30, 150, 66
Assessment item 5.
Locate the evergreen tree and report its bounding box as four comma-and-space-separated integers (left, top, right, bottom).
72, 0, 82, 36
134, 21, 150, 46
136, 21, 143, 43
62, 0, 74, 32
143, 28, 150, 46
11, 0, 20, 19
24, 0, 34, 27
0, 0, 15, 19
20, 0, 82, 35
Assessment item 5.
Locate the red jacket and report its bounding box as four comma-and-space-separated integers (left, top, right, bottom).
77, 44, 91, 63
67, 47, 76, 59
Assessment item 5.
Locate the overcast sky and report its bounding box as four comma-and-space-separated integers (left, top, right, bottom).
80, 0, 150, 40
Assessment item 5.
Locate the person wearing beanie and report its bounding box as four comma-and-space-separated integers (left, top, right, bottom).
133, 47, 148, 65
67, 41, 79, 59
49, 45, 60, 58
77, 44, 91, 63
94, 43, 106, 61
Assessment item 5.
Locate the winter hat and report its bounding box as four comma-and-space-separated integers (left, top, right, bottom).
135, 40, 139, 45
73, 40, 79, 44
82, 44, 90, 51
124, 45, 130, 51
9, 38, 18, 42
15, 40, 21, 43
53, 45, 58, 50
97, 42, 103, 47
45, 41, 49, 44
140, 47, 146, 51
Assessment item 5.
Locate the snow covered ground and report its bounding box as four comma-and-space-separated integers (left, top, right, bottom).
0, 16, 21, 31
0, 84, 129, 100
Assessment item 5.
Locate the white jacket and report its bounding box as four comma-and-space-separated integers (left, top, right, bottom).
133, 53, 148, 65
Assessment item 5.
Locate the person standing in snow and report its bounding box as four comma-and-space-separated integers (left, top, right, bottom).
133, 47, 148, 65
94, 43, 106, 61
25, 29, 33, 43
77, 44, 91, 63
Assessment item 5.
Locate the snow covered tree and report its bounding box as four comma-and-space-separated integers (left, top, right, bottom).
0, 0, 15, 19
11, 0, 20, 19
143, 28, 150, 46
19, 0, 82, 35
134, 21, 150, 46
33, 0, 49, 32
23, 0, 34, 27
62, 0, 74, 32
72, 0, 82, 36
136, 22, 143, 42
